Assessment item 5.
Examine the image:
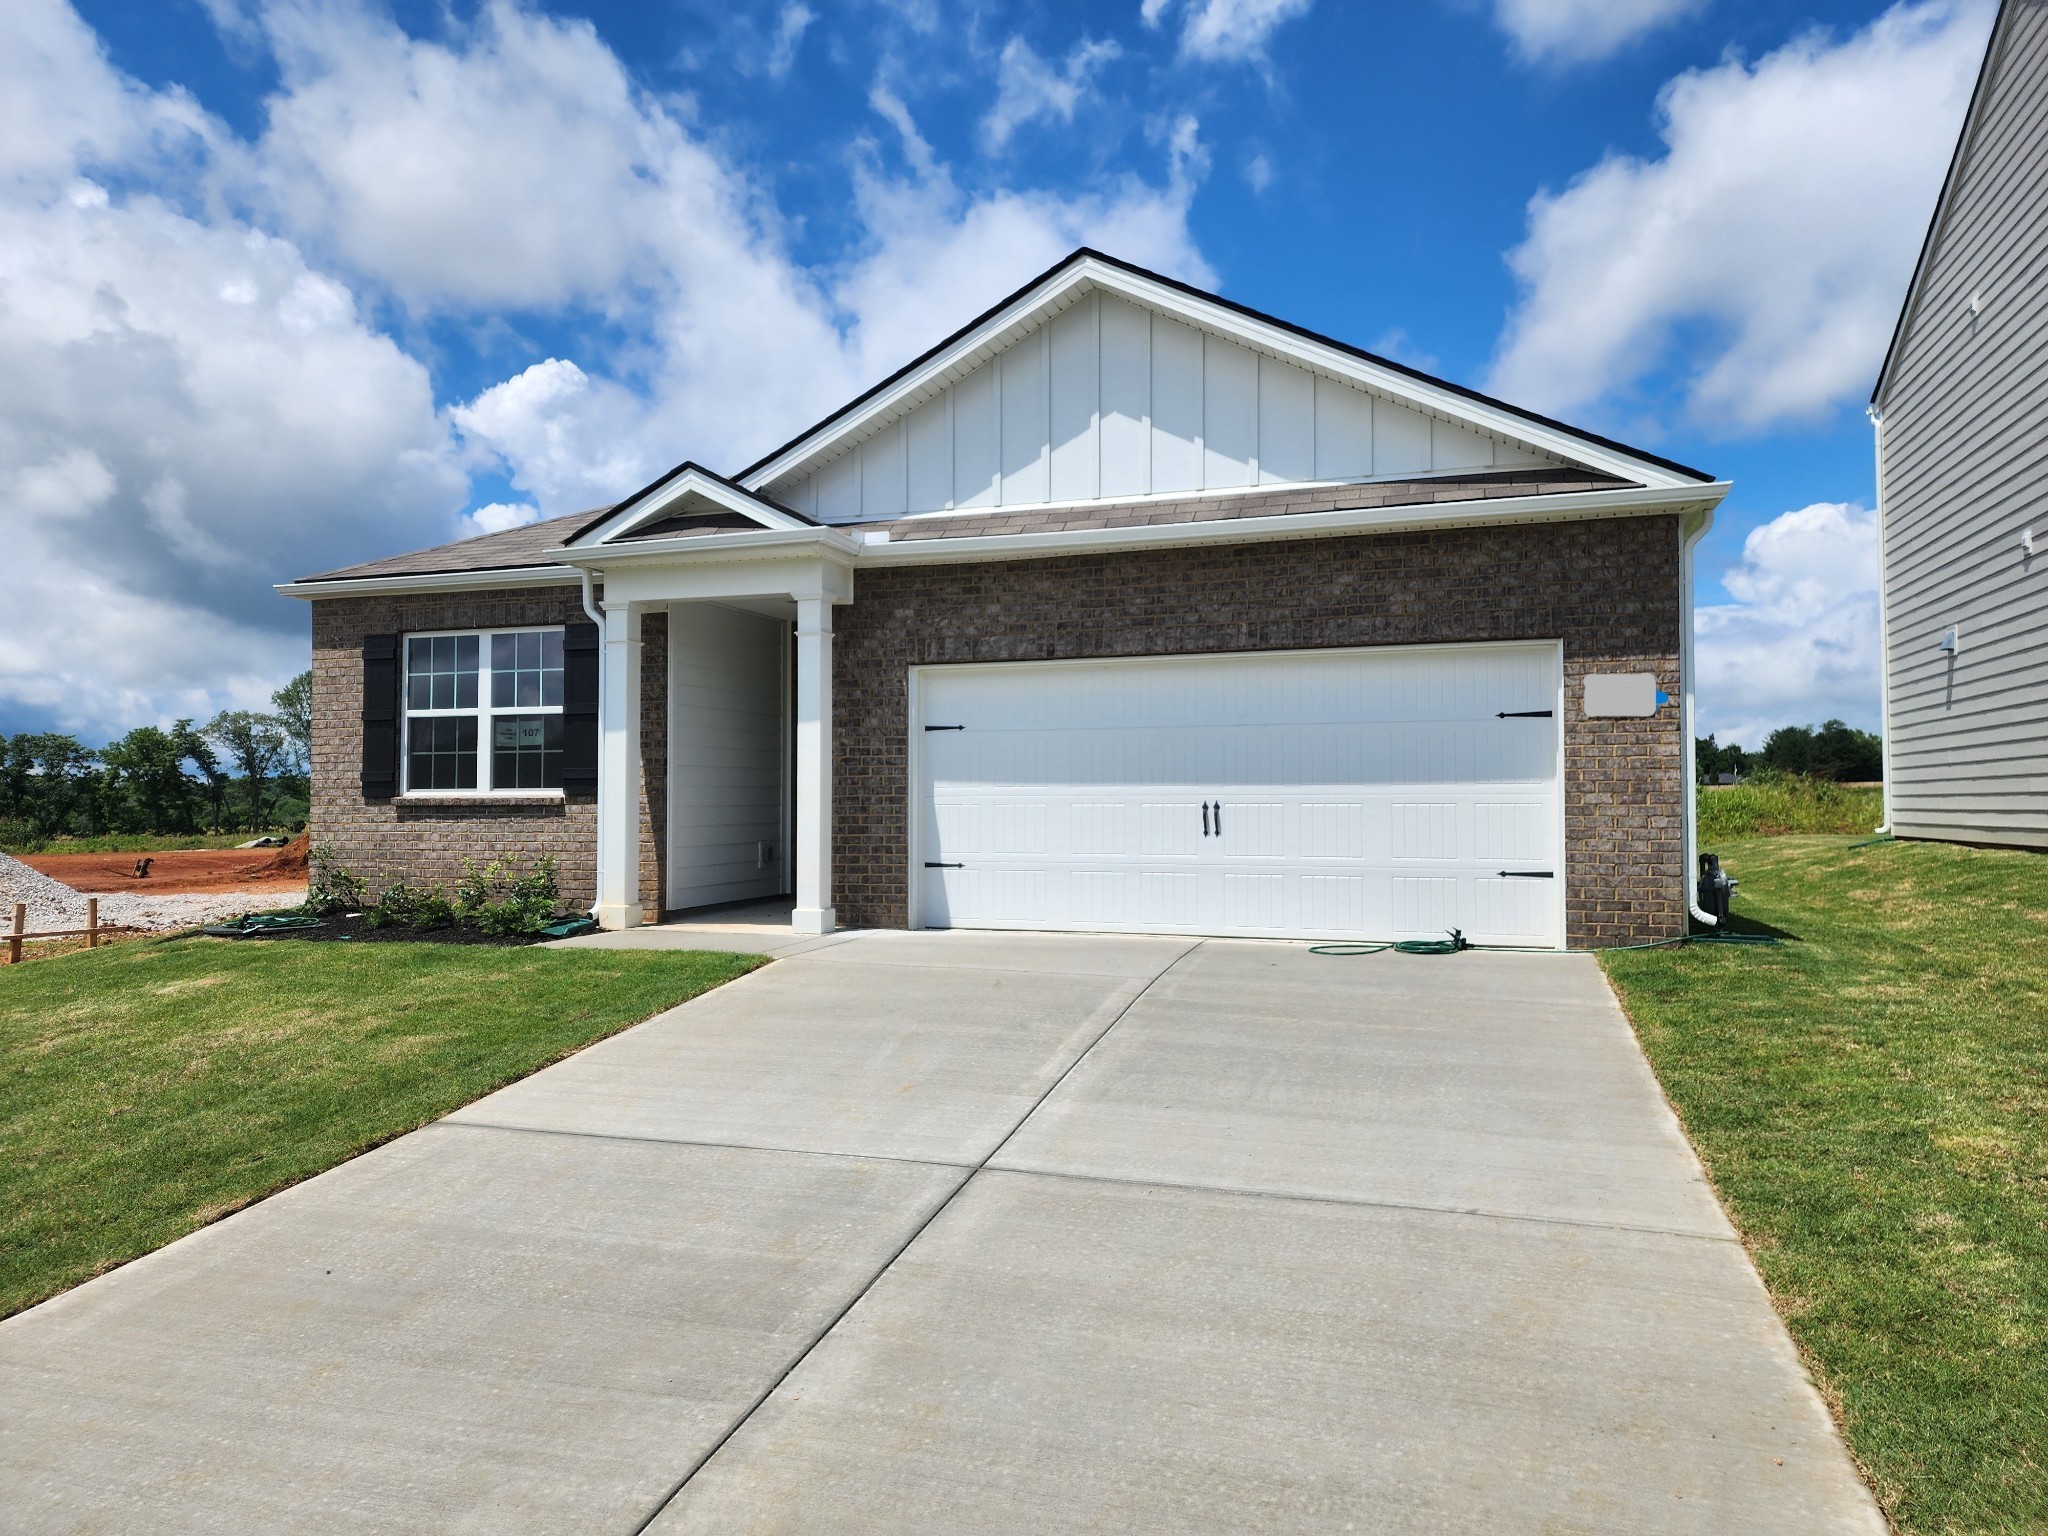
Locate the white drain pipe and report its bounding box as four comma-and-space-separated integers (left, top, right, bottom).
1680, 508, 1719, 928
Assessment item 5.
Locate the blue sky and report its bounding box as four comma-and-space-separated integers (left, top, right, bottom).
2, 0, 1996, 746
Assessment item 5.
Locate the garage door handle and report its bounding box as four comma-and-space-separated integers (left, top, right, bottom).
1202, 802, 1211, 836
924, 861, 963, 869
1213, 802, 1222, 835
1497, 710, 1554, 719
1498, 870, 1555, 878
924, 724, 965, 732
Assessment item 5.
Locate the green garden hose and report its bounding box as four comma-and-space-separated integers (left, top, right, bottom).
1310, 929, 1470, 957
1310, 926, 1778, 956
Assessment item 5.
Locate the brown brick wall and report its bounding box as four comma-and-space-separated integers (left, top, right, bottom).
832, 516, 1686, 947
309, 586, 666, 917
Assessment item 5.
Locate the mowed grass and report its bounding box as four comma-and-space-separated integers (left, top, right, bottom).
1603, 837, 2048, 1533
0, 938, 763, 1318
1698, 777, 1885, 840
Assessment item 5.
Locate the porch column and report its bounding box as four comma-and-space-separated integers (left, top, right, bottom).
792, 597, 835, 935
594, 601, 643, 930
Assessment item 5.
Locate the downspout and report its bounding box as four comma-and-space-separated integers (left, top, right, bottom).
581, 567, 605, 917
1680, 508, 1719, 927
1868, 405, 1894, 834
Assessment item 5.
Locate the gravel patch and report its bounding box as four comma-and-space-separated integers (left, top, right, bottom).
0, 853, 304, 933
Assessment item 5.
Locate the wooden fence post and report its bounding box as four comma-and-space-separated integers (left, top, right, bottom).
87, 898, 100, 950
8, 903, 21, 965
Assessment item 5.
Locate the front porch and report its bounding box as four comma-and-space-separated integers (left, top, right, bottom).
571, 503, 857, 935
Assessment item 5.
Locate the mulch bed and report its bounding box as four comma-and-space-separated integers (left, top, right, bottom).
223, 914, 547, 947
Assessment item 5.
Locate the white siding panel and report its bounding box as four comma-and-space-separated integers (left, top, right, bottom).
816, 451, 860, 523
1099, 295, 1151, 497
1376, 399, 1433, 475
999, 328, 1050, 506
667, 605, 786, 909
1202, 334, 1259, 489
1431, 418, 1495, 471
952, 360, 999, 508
1879, 0, 2048, 850
1150, 315, 1205, 493
1258, 356, 1316, 484
860, 419, 906, 518
1049, 298, 1100, 503
1314, 376, 1372, 480
905, 393, 951, 513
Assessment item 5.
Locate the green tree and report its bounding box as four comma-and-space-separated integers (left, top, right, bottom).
100, 725, 205, 834
203, 711, 288, 831
272, 671, 312, 777
4, 733, 98, 836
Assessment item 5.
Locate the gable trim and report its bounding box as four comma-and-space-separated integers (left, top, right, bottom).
569, 461, 817, 548
736, 249, 1715, 496
1872, 0, 2012, 407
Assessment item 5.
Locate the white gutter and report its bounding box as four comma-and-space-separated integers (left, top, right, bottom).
578, 566, 603, 628
855, 482, 1729, 567
1680, 507, 1719, 927
1868, 405, 1893, 835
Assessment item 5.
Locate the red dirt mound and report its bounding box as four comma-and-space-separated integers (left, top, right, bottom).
21, 844, 311, 895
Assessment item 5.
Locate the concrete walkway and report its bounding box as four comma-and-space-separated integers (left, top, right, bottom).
0, 931, 1884, 1534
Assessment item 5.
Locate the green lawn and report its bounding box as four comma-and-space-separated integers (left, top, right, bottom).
0, 938, 762, 1319
1603, 836, 2048, 1533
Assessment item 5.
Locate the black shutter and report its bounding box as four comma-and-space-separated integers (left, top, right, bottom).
561, 621, 599, 796
361, 634, 400, 798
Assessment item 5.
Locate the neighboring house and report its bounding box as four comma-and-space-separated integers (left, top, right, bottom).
1872, 0, 2048, 850
283, 250, 1728, 947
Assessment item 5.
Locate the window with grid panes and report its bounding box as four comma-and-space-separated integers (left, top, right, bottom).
402, 628, 565, 793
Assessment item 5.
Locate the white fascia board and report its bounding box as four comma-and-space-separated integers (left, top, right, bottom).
853, 482, 1729, 568
551, 524, 861, 566
739, 254, 1703, 495
276, 566, 577, 601
570, 467, 808, 547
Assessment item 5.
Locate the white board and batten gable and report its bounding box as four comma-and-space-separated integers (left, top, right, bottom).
743, 256, 1709, 527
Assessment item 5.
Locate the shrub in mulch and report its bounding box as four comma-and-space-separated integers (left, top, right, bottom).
237, 912, 545, 947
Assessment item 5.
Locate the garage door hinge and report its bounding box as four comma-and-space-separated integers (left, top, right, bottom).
924, 724, 965, 732
924, 861, 963, 869
1498, 870, 1555, 878
1497, 710, 1554, 718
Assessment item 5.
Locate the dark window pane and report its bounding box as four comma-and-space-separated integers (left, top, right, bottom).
492, 633, 515, 670
407, 716, 477, 791
491, 714, 563, 790
408, 632, 481, 713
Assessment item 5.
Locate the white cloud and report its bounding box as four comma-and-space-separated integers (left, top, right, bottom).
1, 0, 1219, 740
1491, 0, 1706, 67
1696, 503, 1881, 744
1141, 0, 1313, 63
1243, 152, 1273, 193
981, 36, 1121, 152
1487, 0, 1991, 431
465, 502, 544, 535
765, 3, 816, 80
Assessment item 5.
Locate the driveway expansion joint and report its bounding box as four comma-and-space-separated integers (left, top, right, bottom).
441, 1119, 978, 1172
979, 1162, 1743, 1245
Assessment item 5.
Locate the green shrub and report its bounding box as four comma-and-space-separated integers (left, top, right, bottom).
0, 819, 48, 855
363, 881, 456, 931
304, 846, 368, 917
472, 855, 562, 935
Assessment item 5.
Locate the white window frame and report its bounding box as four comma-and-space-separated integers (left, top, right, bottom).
400, 626, 567, 798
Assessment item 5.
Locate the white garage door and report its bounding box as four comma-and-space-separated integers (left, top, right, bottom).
913, 643, 1564, 947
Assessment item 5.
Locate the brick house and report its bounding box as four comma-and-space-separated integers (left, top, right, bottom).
284, 250, 1728, 947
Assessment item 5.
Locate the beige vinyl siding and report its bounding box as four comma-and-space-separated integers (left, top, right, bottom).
1879, 0, 2048, 849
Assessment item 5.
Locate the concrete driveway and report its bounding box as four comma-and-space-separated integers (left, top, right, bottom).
0, 930, 1883, 1534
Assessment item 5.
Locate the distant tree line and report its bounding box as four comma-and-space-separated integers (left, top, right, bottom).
1696, 719, 1883, 785
0, 673, 311, 844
